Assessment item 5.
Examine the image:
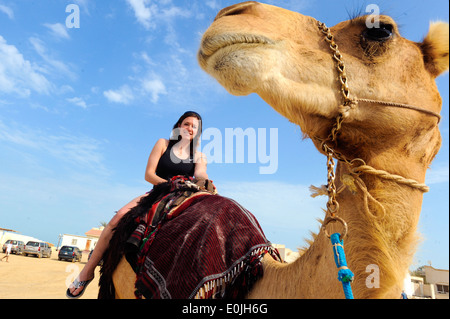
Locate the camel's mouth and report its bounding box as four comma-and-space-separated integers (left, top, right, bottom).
198, 34, 275, 68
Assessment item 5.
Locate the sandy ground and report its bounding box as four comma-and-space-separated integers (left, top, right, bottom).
0, 248, 100, 299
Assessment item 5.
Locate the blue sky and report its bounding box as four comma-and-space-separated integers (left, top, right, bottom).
0, 0, 448, 270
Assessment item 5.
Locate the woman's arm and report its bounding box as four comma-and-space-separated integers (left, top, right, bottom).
194, 152, 208, 180
145, 138, 169, 185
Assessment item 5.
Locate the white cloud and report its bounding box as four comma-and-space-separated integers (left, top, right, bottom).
0, 4, 14, 19
43, 23, 70, 39
205, 0, 221, 10
139, 52, 155, 66
160, 6, 191, 20
0, 35, 52, 96
67, 97, 88, 109
126, 0, 191, 30
141, 77, 167, 103
103, 64, 167, 104
126, 0, 155, 30
29, 37, 77, 81
101, 2, 218, 109
103, 85, 135, 104
73, 0, 90, 15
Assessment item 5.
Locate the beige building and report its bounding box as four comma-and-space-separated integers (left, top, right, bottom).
404, 265, 449, 299
272, 244, 300, 263
59, 227, 103, 252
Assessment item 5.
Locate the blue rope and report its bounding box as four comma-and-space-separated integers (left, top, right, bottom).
330, 233, 354, 299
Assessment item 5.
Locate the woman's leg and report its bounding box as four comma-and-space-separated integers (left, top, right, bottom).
68, 194, 146, 296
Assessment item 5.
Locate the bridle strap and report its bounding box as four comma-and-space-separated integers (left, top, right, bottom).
354, 98, 441, 124
316, 20, 436, 232
317, 21, 442, 124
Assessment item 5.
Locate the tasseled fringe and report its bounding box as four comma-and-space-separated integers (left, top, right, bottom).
193, 246, 278, 299
309, 184, 328, 198
194, 260, 246, 299
309, 174, 358, 198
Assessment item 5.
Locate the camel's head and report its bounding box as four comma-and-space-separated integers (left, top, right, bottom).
198, 1, 449, 162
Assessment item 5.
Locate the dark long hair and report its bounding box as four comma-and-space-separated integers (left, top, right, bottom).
168, 111, 203, 159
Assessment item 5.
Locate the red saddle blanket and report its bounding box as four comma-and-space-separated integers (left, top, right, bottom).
130, 192, 280, 299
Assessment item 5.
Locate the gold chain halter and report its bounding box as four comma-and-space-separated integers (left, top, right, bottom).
316, 21, 440, 239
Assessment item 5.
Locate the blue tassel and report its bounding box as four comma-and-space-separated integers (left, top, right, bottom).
330, 233, 354, 299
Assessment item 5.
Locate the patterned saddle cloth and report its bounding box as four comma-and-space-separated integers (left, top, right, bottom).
124, 176, 280, 299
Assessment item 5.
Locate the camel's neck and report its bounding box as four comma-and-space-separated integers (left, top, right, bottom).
248, 154, 428, 299
331, 158, 426, 298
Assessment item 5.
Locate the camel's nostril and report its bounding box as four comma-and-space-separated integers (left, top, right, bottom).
214, 1, 260, 21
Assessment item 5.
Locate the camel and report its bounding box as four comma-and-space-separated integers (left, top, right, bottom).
110, 1, 449, 299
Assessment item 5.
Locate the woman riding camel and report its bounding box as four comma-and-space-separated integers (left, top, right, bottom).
67, 111, 208, 298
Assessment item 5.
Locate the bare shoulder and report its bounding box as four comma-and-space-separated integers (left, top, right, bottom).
151, 138, 169, 156
155, 138, 169, 149
156, 138, 169, 147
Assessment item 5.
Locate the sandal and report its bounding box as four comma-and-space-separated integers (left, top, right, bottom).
66, 277, 94, 299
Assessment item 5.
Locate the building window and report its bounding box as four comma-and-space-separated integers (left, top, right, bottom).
71, 239, 77, 245
436, 284, 449, 294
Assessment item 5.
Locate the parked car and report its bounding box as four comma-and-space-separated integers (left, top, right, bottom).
23, 241, 52, 258
58, 246, 82, 262
2, 240, 25, 255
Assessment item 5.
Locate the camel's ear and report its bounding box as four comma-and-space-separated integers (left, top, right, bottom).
420, 21, 449, 77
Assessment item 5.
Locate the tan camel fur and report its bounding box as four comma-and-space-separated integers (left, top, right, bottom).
112, 1, 448, 299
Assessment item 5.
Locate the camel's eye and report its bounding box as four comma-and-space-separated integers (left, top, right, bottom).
362, 23, 393, 42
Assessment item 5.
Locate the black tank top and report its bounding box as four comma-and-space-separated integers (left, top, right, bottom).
155, 143, 195, 180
